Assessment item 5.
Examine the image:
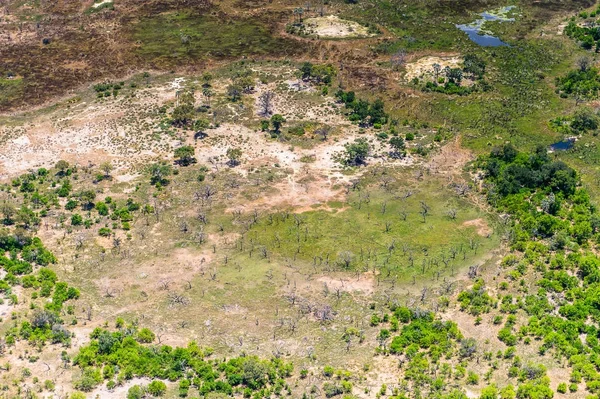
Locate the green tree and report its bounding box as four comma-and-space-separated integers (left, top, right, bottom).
226, 148, 243, 167
99, 161, 113, 178
237, 76, 255, 93
340, 138, 370, 166
300, 62, 313, 80
95, 202, 109, 216
17, 206, 39, 229
171, 104, 195, 127
55, 160, 70, 175
445, 67, 463, 84
242, 358, 268, 389
389, 136, 405, 158
174, 145, 196, 166
463, 54, 486, 79
571, 107, 599, 132
480, 385, 498, 399
0, 201, 16, 225
147, 380, 167, 397
78, 190, 96, 211
149, 163, 172, 187
270, 114, 285, 133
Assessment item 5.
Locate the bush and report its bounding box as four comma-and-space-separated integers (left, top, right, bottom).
71, 214, 83, 226
148, 380, 167, 397
137, 328, 155, 343
128, 385, 145, 399
98, 228, 112, 237
467, 371, 479, 385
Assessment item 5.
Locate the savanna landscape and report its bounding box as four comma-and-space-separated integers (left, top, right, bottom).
3, 0, 600, 398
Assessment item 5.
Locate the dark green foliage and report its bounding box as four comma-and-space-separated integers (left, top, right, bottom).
93, 82, 122, 97
555, 67, 600, 100
149, 163, 173, 187
147, 380, 167, 396
462, 54, 486, 79
565, 14, 600, 50
335, 90, 387, 126
73, 326, 293, 393
300, 62, 336, 85
270, 114, 285, 133
1, 237, 77, 348
457, 279, 494, 315
174, 145, 196, 166
337, 138, 370, 167
78, 190, 96, 211
484, 144, 577, 198
65, 200, 78, 211
389, 136, 406, 158
95, 201, 109, 216
474, 146, 600, 393
56, 179, 72, 197
572, 108, 599, 132
389, 312, 462, 357
71, 214, 83, 226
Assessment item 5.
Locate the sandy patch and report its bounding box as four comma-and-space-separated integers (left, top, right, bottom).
88, 378, 156, 398
92, 0, 113, 8
427, 136, 473, 177
318, 273, 375, 295
404, 55, 462, 82
0, 79, 182, 177
302, 15, 375, 38
462, 218, 492, 237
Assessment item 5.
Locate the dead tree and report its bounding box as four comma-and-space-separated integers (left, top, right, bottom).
314, 126, 331, 141
468, 265, 479, 279
258, 91, 275, 116
314, 305, 334, 322
391, 49, 407, 70
168, 292, 190, 306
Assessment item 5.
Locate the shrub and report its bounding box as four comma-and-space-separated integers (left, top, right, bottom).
137, 328, 156, 343
71, 214, 83, 226
148, 380, 167, 397
128, 385, 145, 399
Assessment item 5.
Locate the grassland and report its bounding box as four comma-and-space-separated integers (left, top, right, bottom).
3, 0, 600, 398
131, 12, 301, 66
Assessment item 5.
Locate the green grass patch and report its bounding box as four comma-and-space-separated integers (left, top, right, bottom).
242, 174, 499, 283
0, 77, 24, 108
131, 11, 299, 66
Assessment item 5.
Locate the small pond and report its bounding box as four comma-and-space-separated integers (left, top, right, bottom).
456, 6, 516, 47
549, 138, 575, 151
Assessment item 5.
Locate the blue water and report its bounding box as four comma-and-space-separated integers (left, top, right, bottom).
456, 29, 509, 47
550, 139, 575, 151
456, 6, 516, 47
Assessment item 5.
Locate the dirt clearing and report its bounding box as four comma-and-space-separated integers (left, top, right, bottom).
302, 15, 375, 38
404, 55, 462, 82
462, 218, 492, 237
